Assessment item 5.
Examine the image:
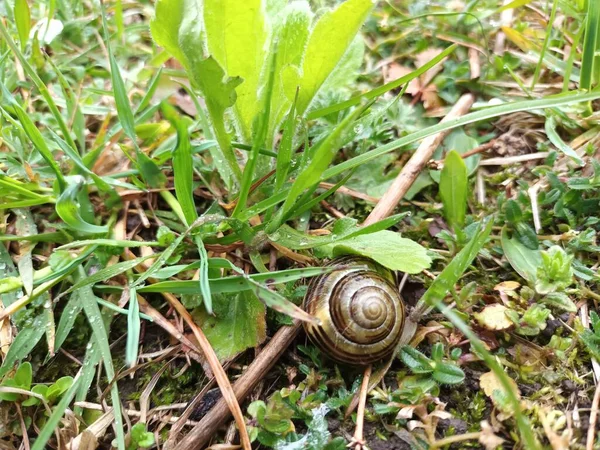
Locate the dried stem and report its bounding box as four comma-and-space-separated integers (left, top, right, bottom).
172, 321, 302, 450
363, 93, 475, 226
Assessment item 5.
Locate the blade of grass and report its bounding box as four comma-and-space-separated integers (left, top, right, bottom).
322, 90, 600, 180
0, 312, 47, 378
137, 266, 331, 294
100, 1, 165, 188
307, 44, 456, 119
232, 45, 278, 218
530, 0, 558, 89
269, 102, 371, 232
0, 86, 66, 191
581, 0, 600, 90
125, 285, 140, 367
30, 371, 82, 450
0, 19, 78, 151
77, 268, 125, 450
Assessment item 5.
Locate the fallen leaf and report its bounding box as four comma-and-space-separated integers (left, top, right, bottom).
479, 420, 505, 450
474, 304, 513, 331
494, 281, 521, 292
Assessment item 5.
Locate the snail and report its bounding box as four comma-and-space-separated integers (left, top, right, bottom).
302, 256, 406, 366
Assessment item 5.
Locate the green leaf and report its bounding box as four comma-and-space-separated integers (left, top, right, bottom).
501, 227, 541, 283
297, 0, 375, 115
417, 219, 493, 314
268, 1, 312, 142
540, 292, 577, 313
13, 362, 32, 389
0, 83, 66, 191
273, 103, 369, 229
45, 376, 73, 403
439, 150, 468, 230
31, 373, 82, 450
322, 91, 600, 181
56, 177, 109, 234
14, 0, 31, 51
581, 0, 600, 90
138, 266, 329, 294
54, 291, 83, 352
331, 231, 431, 274
78, 270, 125, 450
545, 114, 584, 166
309, 44, 457, 119
192, 290, 266, 361
125, 287, 141, 368
58, 255, 153, 300
204, 0, 268, 139
101, 4, 165, 188
433, 362, 465, 385
150, 0, 242, 183
399, 346, 433, 373
163, 104, 197, 226
22, 385, 48, 406
269, 213, 409, 250
0, 313, 47, 379
130, 423, 155, 448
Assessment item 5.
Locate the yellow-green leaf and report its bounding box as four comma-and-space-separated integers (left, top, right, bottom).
204, 0, 268, 140
297, 0, 374, 114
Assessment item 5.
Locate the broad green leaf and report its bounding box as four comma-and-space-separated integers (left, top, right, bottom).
13, 362, 32, 389
268, 1, 312, 142
320, 34, 364, 94
297, 0, 375, 114
399, 346, 433, 373
433, 363, 465, 385
439, 150, 468, 230
204, 0, 268, 139
330, 230, 431, 274
55, 177, 108, 234
45, 376, 74, 403
501, 227, 541, 283
192, 290, 266, 361
541, 292, 577, 313
431, 129, 480, 182
31, 373, 82, 450
14, 0, 31, 51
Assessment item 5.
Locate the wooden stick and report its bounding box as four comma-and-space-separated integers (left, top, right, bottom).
363, 94, 475, 226
352, 364, 372, 450
162, 292, 251, 450
587, 380, 600, 450
172, 321, 302, 450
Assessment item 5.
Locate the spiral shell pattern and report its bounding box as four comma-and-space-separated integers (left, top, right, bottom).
303, 256, 405, 365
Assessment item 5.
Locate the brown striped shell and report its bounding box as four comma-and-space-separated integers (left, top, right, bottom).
302, 256, 405, 366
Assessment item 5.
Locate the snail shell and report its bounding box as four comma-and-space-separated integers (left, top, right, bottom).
302, 256, 405, 366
